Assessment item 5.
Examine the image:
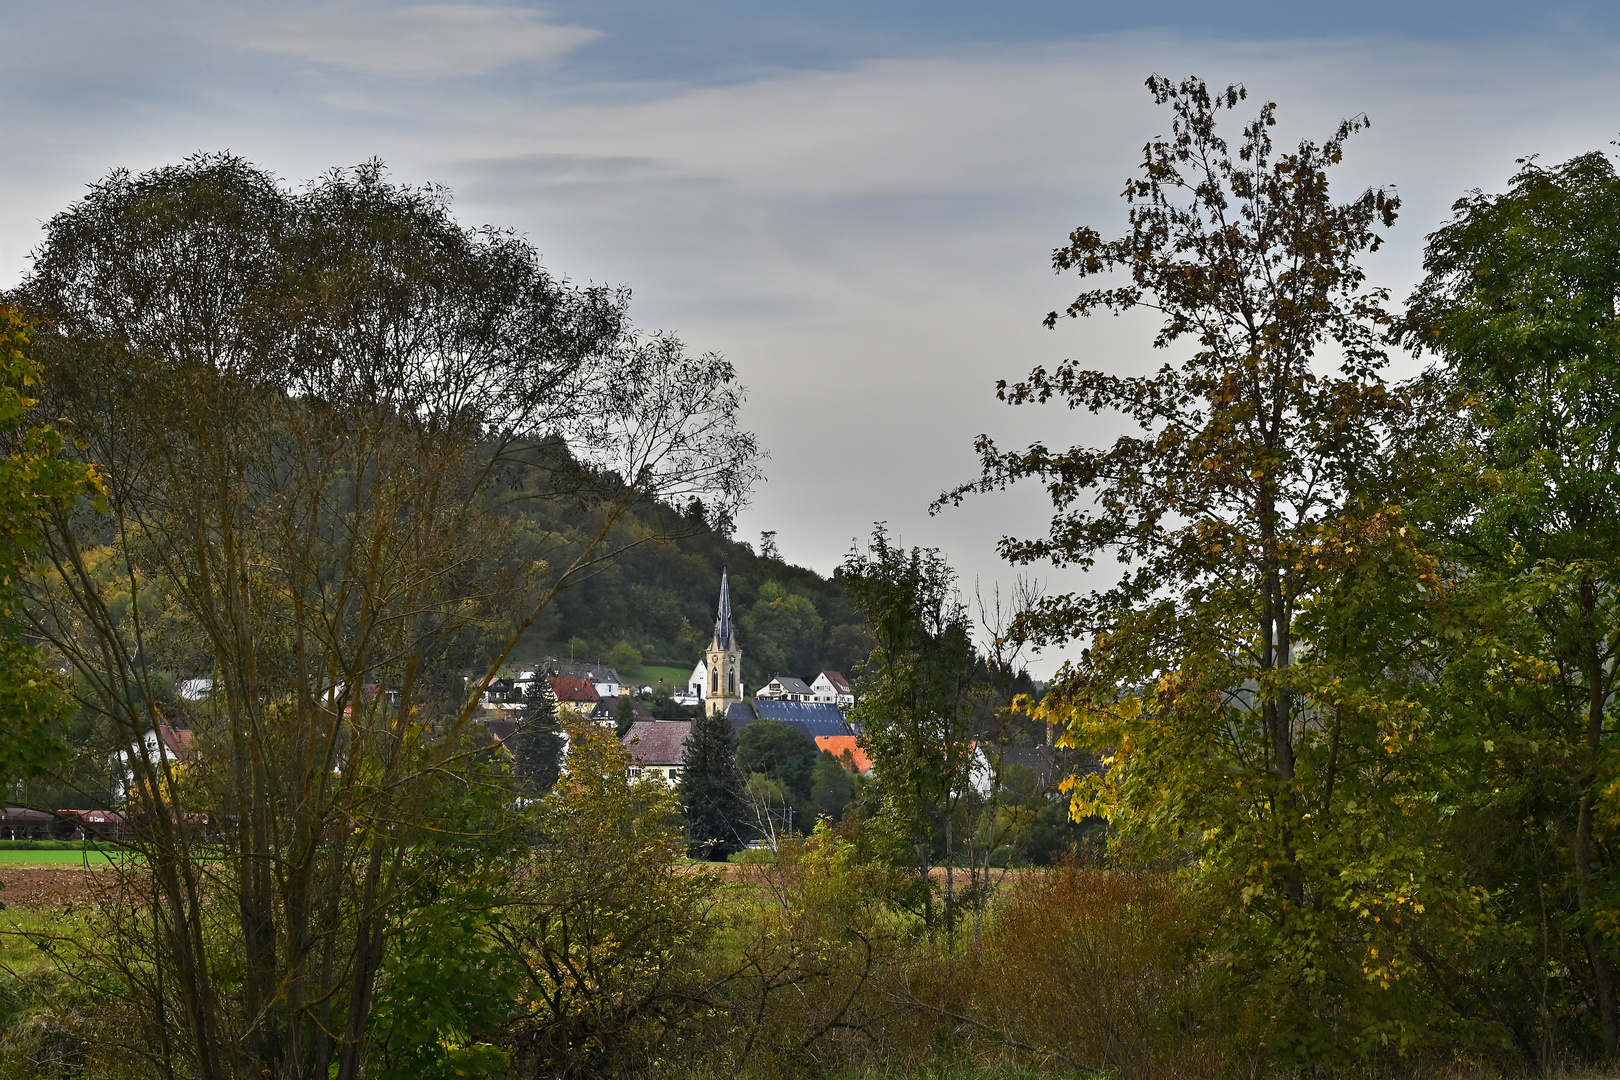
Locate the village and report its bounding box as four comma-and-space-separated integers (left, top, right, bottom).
474, 570, 870, 789
3, 16, 1616, 1073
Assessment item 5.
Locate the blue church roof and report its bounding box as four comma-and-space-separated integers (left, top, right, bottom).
749, 700, 854, 738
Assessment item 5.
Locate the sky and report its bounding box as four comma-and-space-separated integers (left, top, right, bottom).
4, 1, 1620, 673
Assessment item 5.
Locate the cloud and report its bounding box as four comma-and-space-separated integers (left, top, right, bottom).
230, 4, 600, 78
7, 16, 1620, 670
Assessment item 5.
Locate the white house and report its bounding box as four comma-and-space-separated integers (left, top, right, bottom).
810, 671, 854, 707
178, 677, 214, 701
757, 676, 814, 702
677, 659, 708, 706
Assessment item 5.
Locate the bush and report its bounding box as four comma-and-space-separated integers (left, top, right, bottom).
903, 865, 1224, 1080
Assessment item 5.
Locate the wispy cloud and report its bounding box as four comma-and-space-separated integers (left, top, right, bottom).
227, 4, 600, 78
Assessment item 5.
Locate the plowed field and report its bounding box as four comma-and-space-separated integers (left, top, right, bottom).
0, 866, 106, 909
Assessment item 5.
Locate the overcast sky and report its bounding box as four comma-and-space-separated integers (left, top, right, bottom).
4, 1, 1620, 673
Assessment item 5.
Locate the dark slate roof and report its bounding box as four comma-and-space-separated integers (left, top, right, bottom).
764, 676, 813, 695
591, 696, 654, 722
622, 720, 692, 766
712, 568, 735, 651
483, 719, 520, 744
750, 700, 854, 738
726, 700, 758, 731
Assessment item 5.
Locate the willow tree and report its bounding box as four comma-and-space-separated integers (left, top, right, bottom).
19, 155, 757, 1080
936, 78, 1477, 1058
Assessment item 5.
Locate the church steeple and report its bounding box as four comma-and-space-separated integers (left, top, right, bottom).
712, 568, 735, 651
705, 568, 742, 716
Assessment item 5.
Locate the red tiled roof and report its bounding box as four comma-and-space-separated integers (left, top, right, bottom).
819, 671, 852, 693
549, 677, 601, 703
160, 725, 196, 761
814, 736, 872, 774
622, 720, 692, 766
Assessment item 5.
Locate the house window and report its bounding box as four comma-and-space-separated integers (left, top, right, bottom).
629, 768, 641, 779
668, 769, 680, 780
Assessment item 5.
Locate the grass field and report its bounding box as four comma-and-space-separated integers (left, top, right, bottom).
0, 849, 119, 866
634, 665, 691, 688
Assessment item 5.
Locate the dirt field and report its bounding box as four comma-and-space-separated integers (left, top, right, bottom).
0, 866, 108, 909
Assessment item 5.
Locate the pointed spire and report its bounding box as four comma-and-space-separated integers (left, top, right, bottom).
712, 568, 735, 652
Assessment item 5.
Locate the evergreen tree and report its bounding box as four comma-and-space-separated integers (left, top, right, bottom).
510, 679, 565, 797
613, 695, 638, 738
677, 711, 750, 859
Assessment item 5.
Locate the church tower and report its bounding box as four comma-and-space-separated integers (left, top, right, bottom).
705, 569, 743, 717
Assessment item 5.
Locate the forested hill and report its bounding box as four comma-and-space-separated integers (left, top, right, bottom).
517, 497, 867, 688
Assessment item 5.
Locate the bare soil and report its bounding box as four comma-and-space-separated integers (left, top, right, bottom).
0, 866, 108, 909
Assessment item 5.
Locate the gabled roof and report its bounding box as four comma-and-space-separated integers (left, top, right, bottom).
816, 671, 852, 693
483, 719, 520, 744
541, 661, 622, 684
750, 700, 853, 738
814, 735, 873, 774
548, 677, 601, 702
591, 696, 654, 722
157, 724, 196, 761
622, 720, 693, 766
766, 676, 814, 694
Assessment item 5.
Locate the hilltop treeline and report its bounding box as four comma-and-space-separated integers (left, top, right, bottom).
511, 492, 865, 684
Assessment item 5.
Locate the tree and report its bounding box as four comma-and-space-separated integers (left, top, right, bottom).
613, 694, 638, 738
1395, 148, 1620, 1059
610, 640, 642, 673
823, 622, 872, 675
494, 721, 716, 1077
510, 678, 564, 796
936, 77, 1471, 1058
678, 709, 750, 858
841, 526, 981, 932
742, 581, 824, 682
810, 750, 856, 822
736, 718, 818, 801
18, 155, 758, 1080
0, 303, 99, 789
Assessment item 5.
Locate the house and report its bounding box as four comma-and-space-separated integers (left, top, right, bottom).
621, 720, 692, 785
678, 659, 708, 706
810, 671, 854, 707
756, 676, 814, 702
118, 723, 198, 801
479, 677, 521, 712
813, 735, 873, 775
548, 677, 601, 718
178, 677, 213, 701
541, 660, 624, 699
590, 696, 654, 726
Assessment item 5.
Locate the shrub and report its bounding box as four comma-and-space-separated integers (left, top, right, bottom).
903, 865, 1224, 1080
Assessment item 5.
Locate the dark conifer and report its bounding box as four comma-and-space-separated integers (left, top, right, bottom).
510, 679, 565, 796
677, 711, 750, 860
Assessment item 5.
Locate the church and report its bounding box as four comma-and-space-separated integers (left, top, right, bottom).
688, 569, 744, 716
